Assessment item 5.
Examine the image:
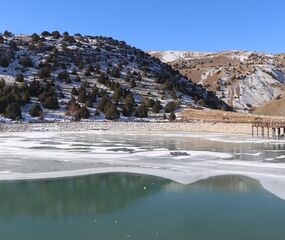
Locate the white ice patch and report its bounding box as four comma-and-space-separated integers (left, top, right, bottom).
0, 132, 285, 201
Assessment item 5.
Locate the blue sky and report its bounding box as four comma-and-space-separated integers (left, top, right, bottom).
1, 0, 284, 53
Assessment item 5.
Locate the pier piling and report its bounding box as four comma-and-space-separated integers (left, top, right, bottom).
252, 120, 285, 139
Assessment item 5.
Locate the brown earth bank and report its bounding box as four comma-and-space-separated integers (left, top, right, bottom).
254, 92, 285, 116
180, 108, 285, 123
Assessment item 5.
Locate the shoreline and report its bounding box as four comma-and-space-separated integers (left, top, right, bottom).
0, 121, 253, 135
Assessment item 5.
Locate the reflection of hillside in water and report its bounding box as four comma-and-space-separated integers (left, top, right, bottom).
0, 174, 170, 217
163, 175, 262, 193
190, 175, 262, 192
0, 174, 265, 218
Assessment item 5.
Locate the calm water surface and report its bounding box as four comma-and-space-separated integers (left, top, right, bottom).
0, 174, 284, 240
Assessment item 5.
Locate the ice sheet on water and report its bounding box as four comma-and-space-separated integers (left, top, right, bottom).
0, 132, 285, 201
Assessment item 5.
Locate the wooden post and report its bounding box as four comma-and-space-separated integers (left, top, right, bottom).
252, 121, 285, 139
257, 127, 259, 137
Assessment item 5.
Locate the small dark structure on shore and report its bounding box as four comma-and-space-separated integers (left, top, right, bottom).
252, 120, 285, 139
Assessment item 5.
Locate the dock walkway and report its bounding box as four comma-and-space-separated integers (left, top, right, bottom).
252, 120, 285, 139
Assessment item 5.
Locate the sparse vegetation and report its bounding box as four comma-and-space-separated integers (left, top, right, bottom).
0, 32, 230, 122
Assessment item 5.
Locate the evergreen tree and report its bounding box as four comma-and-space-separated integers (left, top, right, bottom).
122, 93, 134, 116
86, 100, 93, 108
75, 75, 81, 82
43, 96, 59, 109
51, 31, 61, 39
15, 74, 24, 83
169, 112, 176, 121
19, 56, 33, 68
111, 67, 120, 78
71, 87, 78, 96
29, 104, 43, 117
38, 66, 50, 79
31, 33, 40, 42
98, 94, 111, 112
98, 73, 108, 85
135, 103, 148, 118
165, 101, 177, 113
78, 87, 87, 103
57, 70, 70, 81
67, 97, 80, 113
5, 103, 22, 120
21, 91, 31, 103
78, 106, 90, 119
29, 80, 42, 97
105, 103, 119, 120
152, 100, 162, 113
130, 80, 136, 88
95, 63, 100, 74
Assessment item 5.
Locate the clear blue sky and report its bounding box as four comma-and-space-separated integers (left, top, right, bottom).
1, 0, 285, 53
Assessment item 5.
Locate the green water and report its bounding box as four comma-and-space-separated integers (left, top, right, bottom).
0, 173, 285, 240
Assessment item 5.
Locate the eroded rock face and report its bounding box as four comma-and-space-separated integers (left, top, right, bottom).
150, 50, 285, 111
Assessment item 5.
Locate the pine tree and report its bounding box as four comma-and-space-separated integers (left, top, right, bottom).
15, 74, 24, 83
98, 73, 107, 85
38, 66, 50, 79
29, 104, 43, 117
5, 103, 22, 120
169, 112, 176, 121
78, 106, 90, 119
122, 93, 134, 116
105, 103, 119, 120
165, 101, 176, 113
43, 96, 59, 109
135, 103, 148, 118
95, 63, 100, 74
152, 100, 162, 113
19, 56, 33, 68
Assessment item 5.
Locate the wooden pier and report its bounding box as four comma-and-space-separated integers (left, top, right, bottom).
252, 120, 285, 139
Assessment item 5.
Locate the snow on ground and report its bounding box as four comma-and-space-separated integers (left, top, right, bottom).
149, 51, 212, 63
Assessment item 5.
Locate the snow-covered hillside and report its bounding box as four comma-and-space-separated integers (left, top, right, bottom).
0, 31, 229, 122
148, 51, 212, 63
151, 50, 285, 111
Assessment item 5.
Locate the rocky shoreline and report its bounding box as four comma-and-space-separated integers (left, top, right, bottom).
0, 121, 252, 135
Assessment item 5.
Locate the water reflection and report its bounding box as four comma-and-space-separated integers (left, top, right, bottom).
0, 173, 285, 240
168, 175, 262, 193
0, 174, 169, 217
0, 174, 273, 218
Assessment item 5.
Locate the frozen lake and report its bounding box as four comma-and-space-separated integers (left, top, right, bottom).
0, 132, 285, 199
1, 132, 285, 239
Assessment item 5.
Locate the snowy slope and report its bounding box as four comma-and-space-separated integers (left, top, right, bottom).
0, 32, 229, 122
